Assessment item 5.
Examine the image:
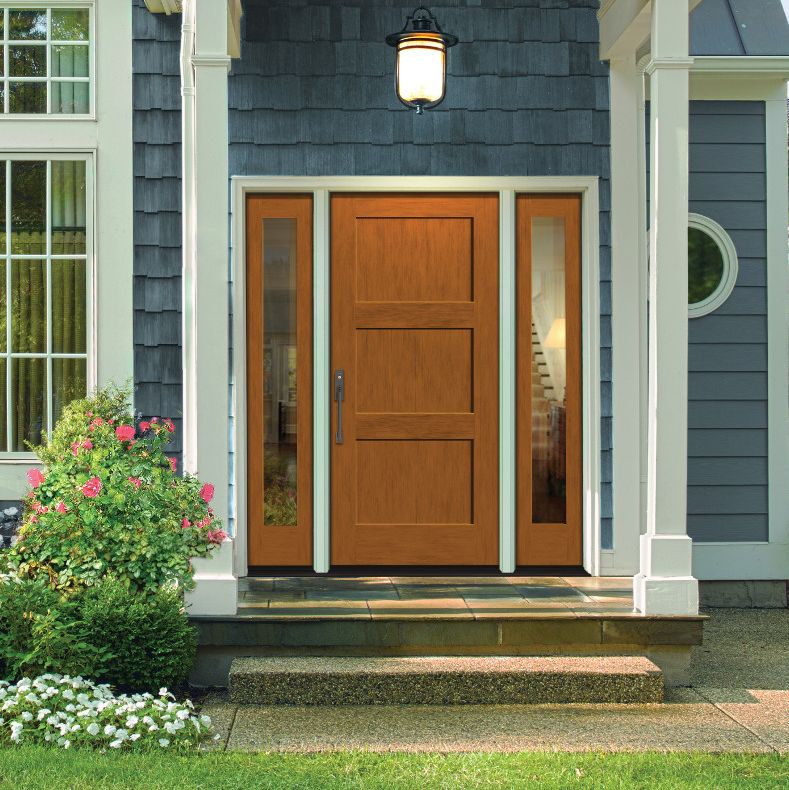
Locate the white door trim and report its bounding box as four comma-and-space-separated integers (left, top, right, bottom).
230, 175, 601, 577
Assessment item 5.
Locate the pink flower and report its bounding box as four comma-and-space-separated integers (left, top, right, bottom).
164, 419, 175, 432
31, 501, 47, 515
81, 477, 102, 498
139, 421, 151, 432
81, 439, 93, 450
93, 417, 104, 427
168, 457, 177, 473
26, 468, 45, 488
29, 515, 38, 524
152, 417, 159, 423
198, 516, 212, 529
128, 477, 142, 490
71, 441, 81, 457
55, 501, 68, 514
199, 483, 214, 504
207, 529, 227, 544
181, 517, 191, 529
115, 425, 135, 442
86, 411, 93, 417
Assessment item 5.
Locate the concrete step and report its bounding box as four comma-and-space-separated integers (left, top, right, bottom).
228, 655, 664, 706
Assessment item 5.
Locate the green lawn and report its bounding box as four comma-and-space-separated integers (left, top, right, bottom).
0, 748, 786, 789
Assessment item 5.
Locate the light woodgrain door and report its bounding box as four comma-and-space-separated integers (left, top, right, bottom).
516, 195, 582, 566
331, 194, 499, 566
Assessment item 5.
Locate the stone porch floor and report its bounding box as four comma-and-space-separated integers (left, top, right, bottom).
237, 575, 635, 619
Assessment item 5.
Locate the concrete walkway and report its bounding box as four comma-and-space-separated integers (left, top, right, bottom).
202, 608, 789, 754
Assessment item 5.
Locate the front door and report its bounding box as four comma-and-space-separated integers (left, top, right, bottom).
330, 194, 499, 566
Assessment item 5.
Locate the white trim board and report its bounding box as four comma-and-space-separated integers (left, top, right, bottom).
230, 176, 602, 577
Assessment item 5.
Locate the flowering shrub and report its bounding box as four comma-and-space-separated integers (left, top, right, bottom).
0, 675, 214, 751
7, 386, 226, 594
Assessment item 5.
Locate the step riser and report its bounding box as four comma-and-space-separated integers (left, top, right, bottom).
229, 673, 663, 706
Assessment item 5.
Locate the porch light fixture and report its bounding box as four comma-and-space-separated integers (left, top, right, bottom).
385, 6, 458, 114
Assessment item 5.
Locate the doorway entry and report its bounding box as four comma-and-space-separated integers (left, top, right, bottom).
244, 188, 585, 570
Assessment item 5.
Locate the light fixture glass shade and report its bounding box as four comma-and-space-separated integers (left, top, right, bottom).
396, 35, 446, 109
386, 7, 457, 114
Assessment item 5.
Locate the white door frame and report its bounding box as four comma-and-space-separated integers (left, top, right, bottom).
230, 176, 602, 577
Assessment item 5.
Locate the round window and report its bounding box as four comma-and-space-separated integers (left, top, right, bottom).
687, 214, 738, 319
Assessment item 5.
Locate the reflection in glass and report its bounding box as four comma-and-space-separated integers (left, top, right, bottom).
9, 10, 47, 40
688, 227, 724, 305
52, 161, 87, 253
10, 161, 46, 254
8, 81, 46, 113
12, 259, 46, 353
53, 357, 86, 425
262, 219, 297, 526
52, 260, 86, 353
531, 217, 567, 523
10, 45, 46, 77
51, 9, 89, 41
12, 357, 46, 450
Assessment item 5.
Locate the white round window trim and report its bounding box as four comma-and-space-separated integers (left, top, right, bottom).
687, 213, 738, 319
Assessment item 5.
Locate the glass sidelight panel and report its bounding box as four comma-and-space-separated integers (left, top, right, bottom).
246, 195, 312, 567
530, 217, 567, 523
261, 218, 298, 526
516, 195, 582, 566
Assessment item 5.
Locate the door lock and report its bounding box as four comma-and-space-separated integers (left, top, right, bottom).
334, 369, 345, 444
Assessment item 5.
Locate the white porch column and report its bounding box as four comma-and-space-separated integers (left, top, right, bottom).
608, 53, 643, 575
633, 0, 699, 615
182, 0, 236, 615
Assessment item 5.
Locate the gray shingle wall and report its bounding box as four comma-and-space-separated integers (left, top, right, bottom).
132, 0, 183, 465
230, 0, 614, 551
691, 0, 789, 56
648, 100, 768, 543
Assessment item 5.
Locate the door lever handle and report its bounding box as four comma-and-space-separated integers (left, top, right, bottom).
334, 369, 345, 444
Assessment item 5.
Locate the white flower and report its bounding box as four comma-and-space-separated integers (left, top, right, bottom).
37, 709, 51, 721
20, 711, 33, 722
61, 689, 75, 700
200, 714, 211, 727
148, 723, 159, 732
176, 709, 189, 720
87, 723, 100, 736
130, 733, 141, 741
104, 724, 117, 736
158, 738, 170, 748
109, 739, 123, 749
126, 715, 139, 728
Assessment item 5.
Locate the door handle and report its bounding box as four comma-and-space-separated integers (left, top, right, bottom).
334, 369, 345, 444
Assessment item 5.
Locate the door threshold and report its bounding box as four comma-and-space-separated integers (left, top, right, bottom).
247, 566, 590, 578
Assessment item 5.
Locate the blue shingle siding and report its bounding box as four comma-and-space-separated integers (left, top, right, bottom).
648, 100, 768, 543
132, 0, 183, 464
230, 0, 614, 553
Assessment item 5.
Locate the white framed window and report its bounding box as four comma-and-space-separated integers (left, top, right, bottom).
0, 152, 93, 456
687, 213, 739, 319
0, 3, 93, 117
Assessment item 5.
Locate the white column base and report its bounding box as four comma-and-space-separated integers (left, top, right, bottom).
633, 574, 699, 615
185, 537, 237, 616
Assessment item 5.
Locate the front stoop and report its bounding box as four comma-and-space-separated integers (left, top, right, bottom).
228, 656, 664, 705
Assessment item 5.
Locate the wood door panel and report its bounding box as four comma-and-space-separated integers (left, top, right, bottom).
356, 217, 473, 302
356, 329, 472, 413
356, 440, 473, 525
332, 193, 498, 567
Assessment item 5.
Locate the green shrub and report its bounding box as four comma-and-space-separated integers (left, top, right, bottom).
78, 578, 197, 692
0, 577, 197, 691
0, 578, 113, 681
7, 385, 225, 593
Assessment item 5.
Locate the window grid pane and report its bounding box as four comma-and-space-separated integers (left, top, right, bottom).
1, 6, 91, 114
0, 158, 88, 451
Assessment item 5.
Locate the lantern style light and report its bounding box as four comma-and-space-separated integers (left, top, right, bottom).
385, 7, 458, 114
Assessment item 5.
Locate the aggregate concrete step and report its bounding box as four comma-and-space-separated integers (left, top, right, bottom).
228, 655, 664, 706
